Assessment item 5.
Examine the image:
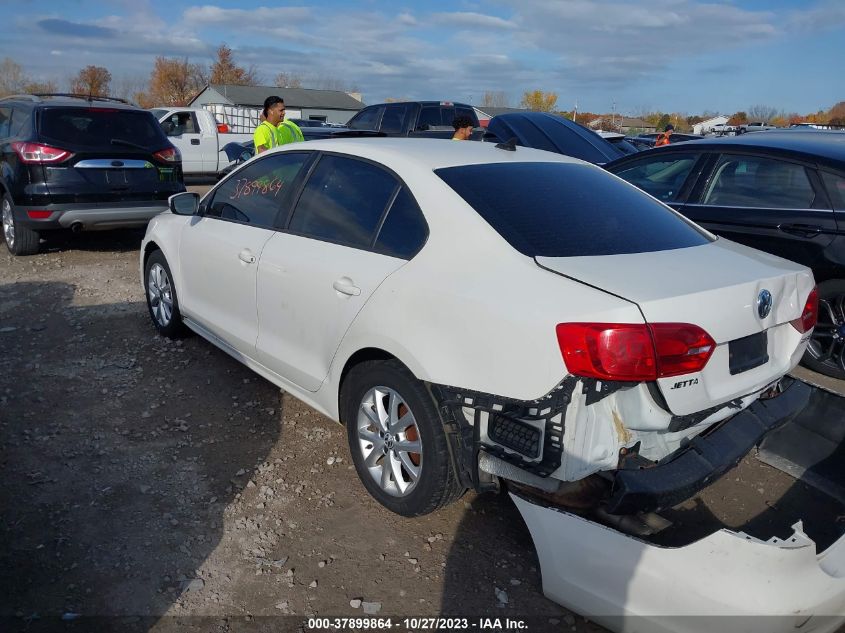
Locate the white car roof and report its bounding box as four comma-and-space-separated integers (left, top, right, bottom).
267, 137, 585, 171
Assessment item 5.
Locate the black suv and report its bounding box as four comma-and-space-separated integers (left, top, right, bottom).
0, 94, 185, 255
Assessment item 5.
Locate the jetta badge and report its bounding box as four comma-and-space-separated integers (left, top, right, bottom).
757, 289, 773, 319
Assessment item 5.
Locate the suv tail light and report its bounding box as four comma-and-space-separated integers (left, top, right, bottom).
153, 147, 181, 163
12, 142, 73, 163
556, 322, 716, 381
791, 286, 819, 333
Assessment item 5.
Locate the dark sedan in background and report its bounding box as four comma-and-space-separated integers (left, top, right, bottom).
606, 131, 845, 378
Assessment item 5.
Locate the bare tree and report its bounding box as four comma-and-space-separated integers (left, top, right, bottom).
210, 44, 259, 86
747, 104, 780, 123
0, 57, 27, 96
148, 57, 207, 106
70, 65, 112, 97
274, 72, 303, 89
480, 91, 509, 108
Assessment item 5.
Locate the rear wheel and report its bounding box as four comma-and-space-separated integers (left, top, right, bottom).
144, 250, 186, 339
341, 360, 464, 516
802, 279, 845, 380
2, 194, 40, 256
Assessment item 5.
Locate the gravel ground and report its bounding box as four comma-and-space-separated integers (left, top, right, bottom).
1, 198, 843, 633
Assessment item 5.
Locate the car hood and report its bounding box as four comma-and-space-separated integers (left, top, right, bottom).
487, 112, 624, 164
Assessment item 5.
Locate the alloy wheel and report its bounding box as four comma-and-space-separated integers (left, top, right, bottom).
147, 263, 174, 327
807, 293, 845, 374
2, 199, 14, 248
356, 386, 423, 497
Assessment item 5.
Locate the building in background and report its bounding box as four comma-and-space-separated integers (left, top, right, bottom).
189, 84, 364, 125
693, 115, 730, 135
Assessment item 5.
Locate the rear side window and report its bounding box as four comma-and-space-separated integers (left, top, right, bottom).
613, 154, 698, 202
702, 155, 815, 209
10, 108, 31, 137
289, 155, 398, 248
38, 107, 168, 149
822, 172, 845, 211
381, 104, 411, 135
0, 107, 10, 138
207, 152, 310, 228
436, 162, 710, 257
418, 107, 442, 129
374, 187, 428, 259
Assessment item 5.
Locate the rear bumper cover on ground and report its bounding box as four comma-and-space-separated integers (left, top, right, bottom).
512, 491, 845, 633
16, 202, 169, 231
607, 378, 812, 514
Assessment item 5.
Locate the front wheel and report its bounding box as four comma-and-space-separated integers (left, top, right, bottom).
341, 360, 464, 516
144, 250, 186, 339
802, 279, 845, 380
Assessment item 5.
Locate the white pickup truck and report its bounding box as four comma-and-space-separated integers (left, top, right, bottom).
150, 107, 252, 177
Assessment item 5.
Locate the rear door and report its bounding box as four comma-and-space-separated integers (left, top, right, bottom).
256, 154, 421, 391
37, 106, 181, 203
178, 151, 312, 355
681, 152, 836, 269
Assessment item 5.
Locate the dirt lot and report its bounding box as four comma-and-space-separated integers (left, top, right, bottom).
1, 200, 843, 633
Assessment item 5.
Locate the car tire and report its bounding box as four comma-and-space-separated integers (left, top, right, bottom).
341, 359, 465, 516
2, 194, 40, 256
144, 249, 186, 339
801, 279, 845, 380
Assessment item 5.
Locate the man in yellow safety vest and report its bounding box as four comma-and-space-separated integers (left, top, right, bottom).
254, 96, 304, 154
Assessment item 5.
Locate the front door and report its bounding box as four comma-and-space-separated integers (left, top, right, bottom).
178, 151, 311, 355
162, 111, 203, 173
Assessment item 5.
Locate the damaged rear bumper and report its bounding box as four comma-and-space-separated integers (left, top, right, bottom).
512, 491, 845, 633
608, 379, 812, 514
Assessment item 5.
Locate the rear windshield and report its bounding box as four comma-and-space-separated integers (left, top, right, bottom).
435, 162, 711, 257
38, 107, 168, 149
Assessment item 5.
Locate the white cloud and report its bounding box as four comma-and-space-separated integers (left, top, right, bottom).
431, 11, 517, 30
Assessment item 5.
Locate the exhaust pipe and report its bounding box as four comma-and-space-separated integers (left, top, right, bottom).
70, 222, 83, 233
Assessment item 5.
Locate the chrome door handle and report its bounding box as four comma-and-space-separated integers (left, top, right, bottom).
238, 249, 256, 264
333, 278, 361, 296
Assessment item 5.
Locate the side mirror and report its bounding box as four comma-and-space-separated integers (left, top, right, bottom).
169, 191, 199, 216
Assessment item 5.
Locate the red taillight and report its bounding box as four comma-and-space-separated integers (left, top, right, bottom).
217, 123, 229, 133
650, 323, 716, 378
12, 142, 72, 163
791, 287, 819, 333
556, 322, 715, 381
153, 147, 180, 163
26, 210, 52, 219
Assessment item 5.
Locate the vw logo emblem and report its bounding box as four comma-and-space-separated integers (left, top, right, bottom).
757, 289, 773, 319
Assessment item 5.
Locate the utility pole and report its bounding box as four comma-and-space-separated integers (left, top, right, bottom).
611, 99, 616, 129
572, 100, 578, 122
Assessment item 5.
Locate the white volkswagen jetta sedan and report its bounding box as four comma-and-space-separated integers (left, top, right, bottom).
140, 138, 817, 517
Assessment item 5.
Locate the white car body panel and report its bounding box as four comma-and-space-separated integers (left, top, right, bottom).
512, 492, 845, 633
256, 232, 407, 392
178, 217, 273, 355
142, 138, 814, 485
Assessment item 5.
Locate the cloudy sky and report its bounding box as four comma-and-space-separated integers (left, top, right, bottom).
2, 0, 843, 115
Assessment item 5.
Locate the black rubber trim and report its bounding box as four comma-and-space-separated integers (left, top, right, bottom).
606, 378, 812, 515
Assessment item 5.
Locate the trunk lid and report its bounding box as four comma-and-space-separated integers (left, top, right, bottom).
537, 239, 815, 415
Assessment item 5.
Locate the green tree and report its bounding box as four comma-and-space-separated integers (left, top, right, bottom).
520, 90, 558, 112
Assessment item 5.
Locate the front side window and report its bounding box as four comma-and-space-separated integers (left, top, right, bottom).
348, 106, 383, 131
161, 111, 198, 136
702, 155, 815, 209
288, 155, 398, 248
613, 154, 698, 202
436, 162, 710, 257
206, 152, 310, 228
